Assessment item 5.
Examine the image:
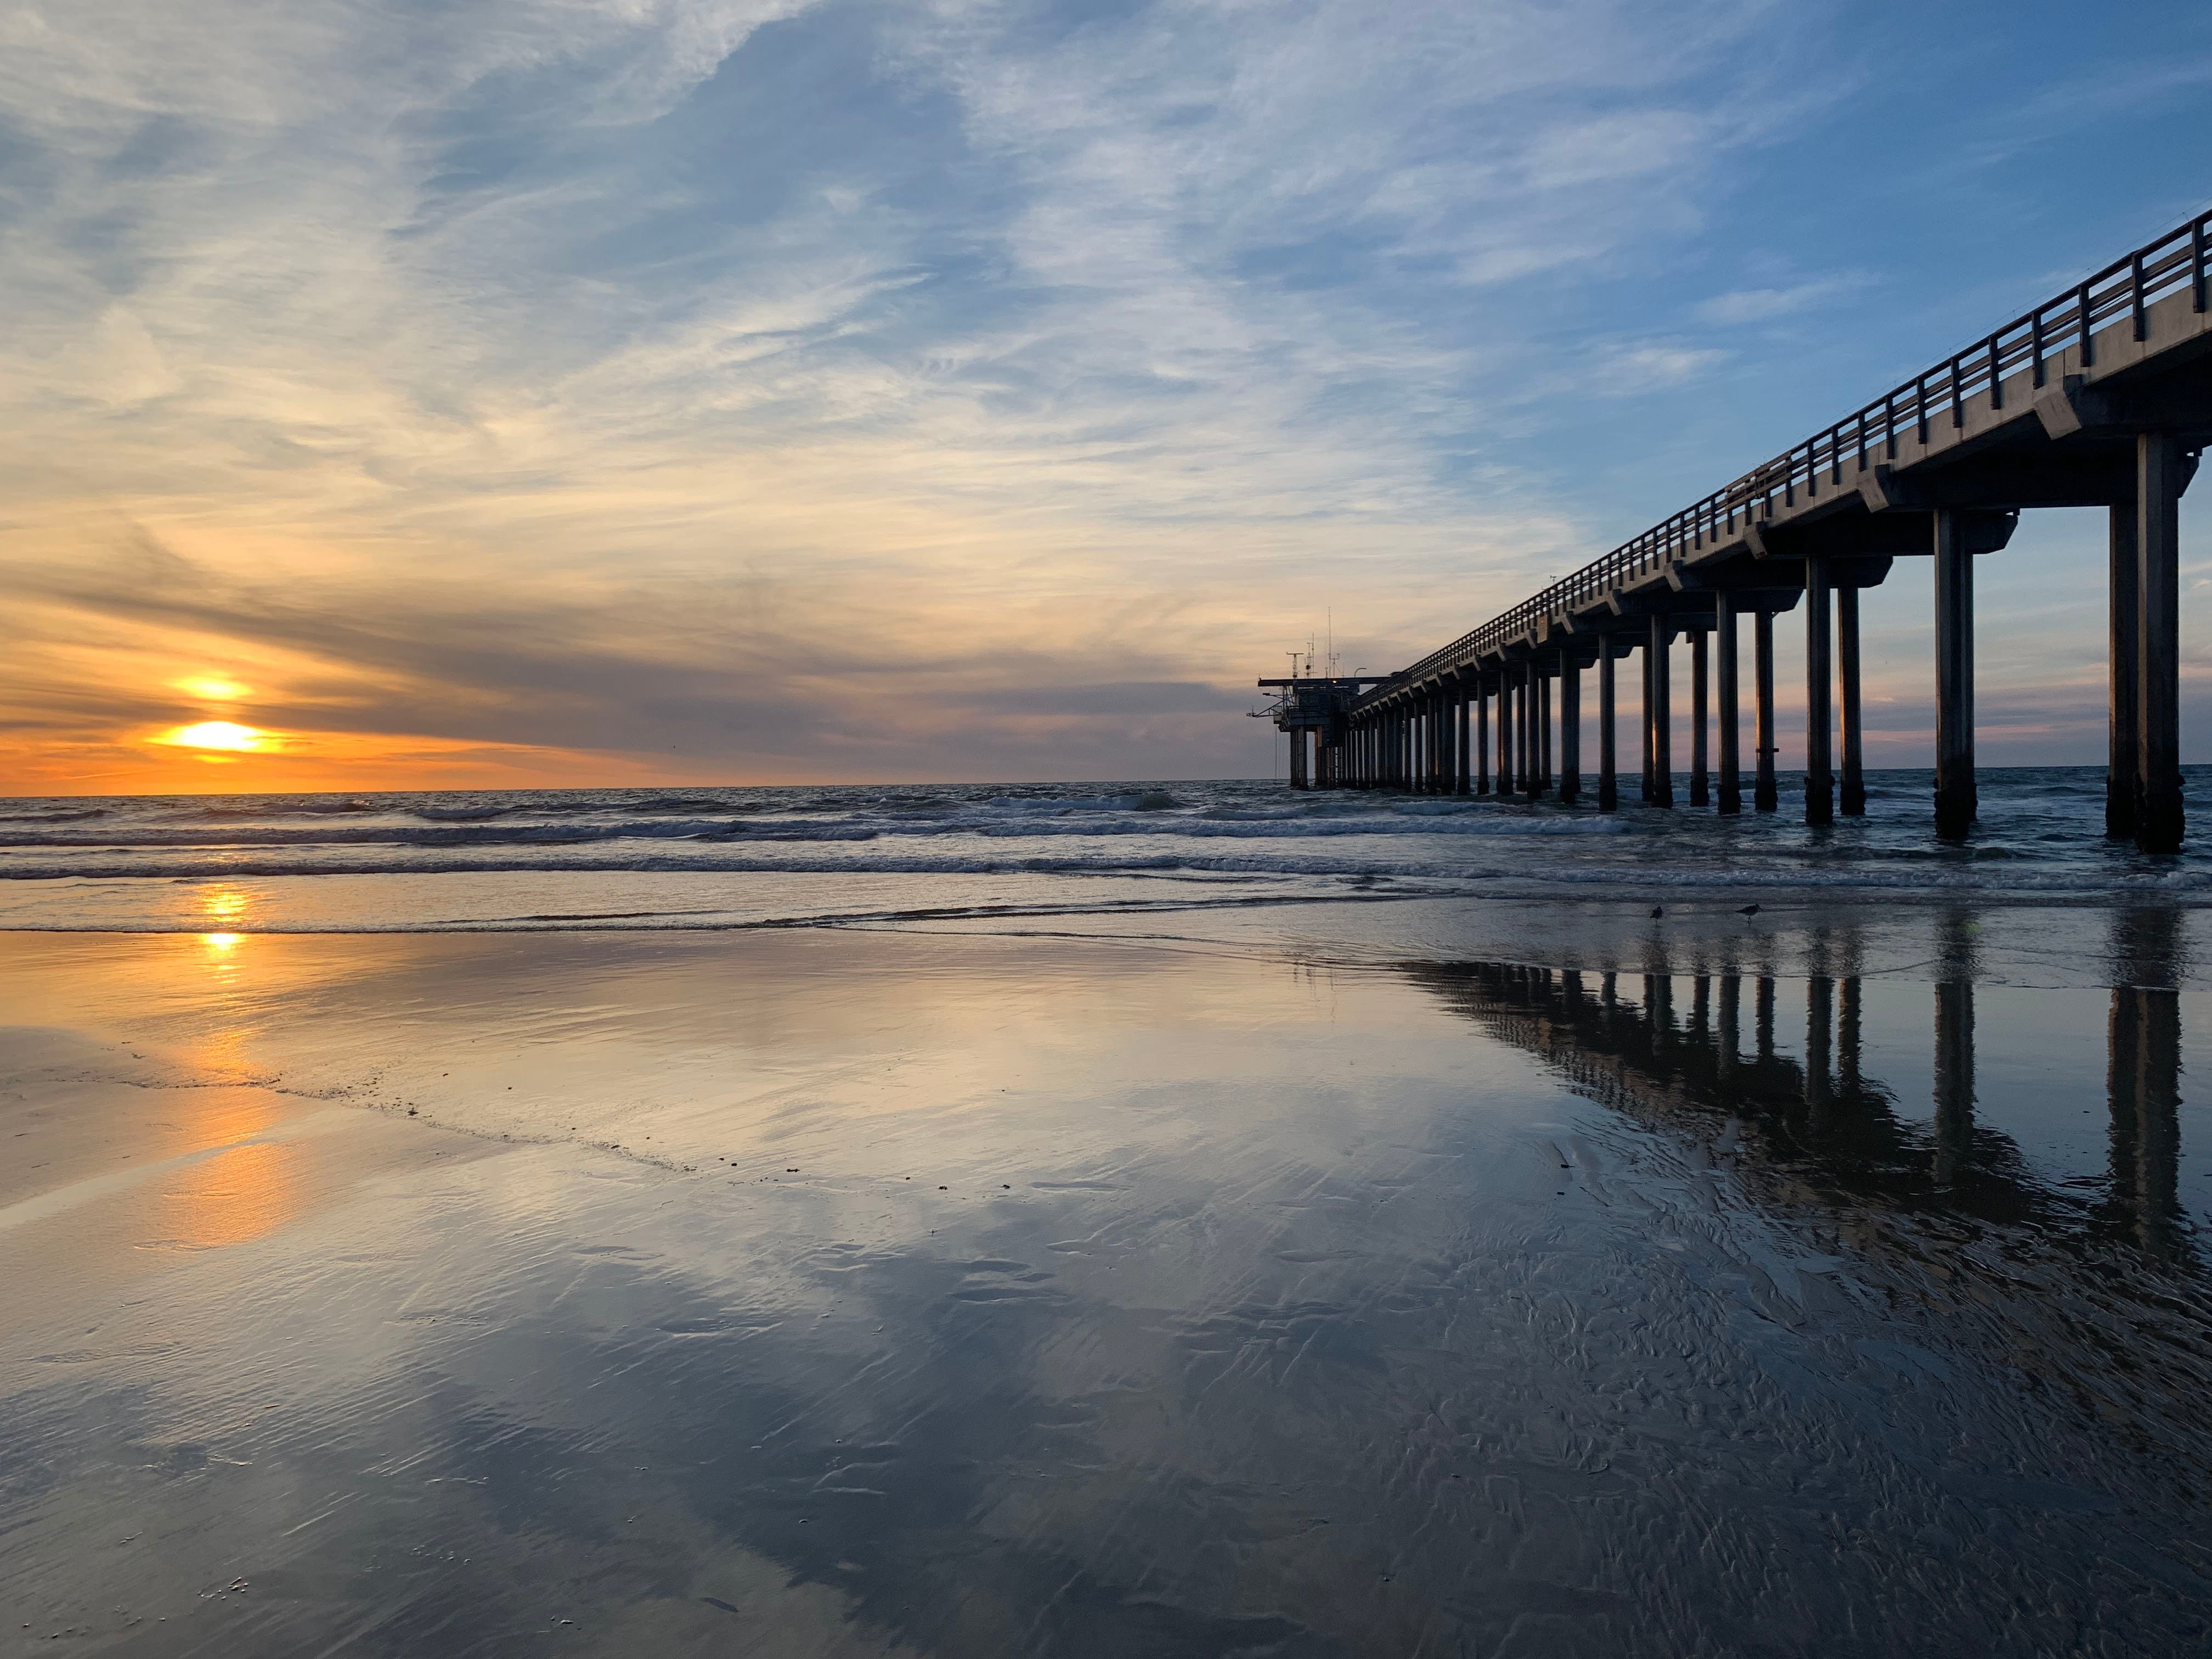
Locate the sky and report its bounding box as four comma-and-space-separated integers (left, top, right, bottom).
2, 0, 2209, 795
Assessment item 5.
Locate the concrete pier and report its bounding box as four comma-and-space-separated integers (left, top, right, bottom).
1285, 208, 2209, 851
1476, 686, 1490, 794
2108, 501, 2138, 836
1689, 628, 1709, 808
1716, 594, 1742, 815
1753, 609, 1778, 813
1805, 556, 1834, 827
2137, 432, 2186, 853
1598, 645, 1619, 811
1838, 582, 1866, 816
1537, 670, 1553, 797
1933, 510, 1976, 840
1559, 653, 1583, 804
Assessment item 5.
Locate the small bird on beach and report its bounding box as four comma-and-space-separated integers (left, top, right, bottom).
1649, 905, 1664, 919
1739, 903, 1761, 916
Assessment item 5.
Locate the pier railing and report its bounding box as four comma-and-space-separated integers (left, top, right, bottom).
1357, 207, 2212, 707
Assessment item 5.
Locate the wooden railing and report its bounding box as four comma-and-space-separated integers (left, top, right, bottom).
1357, 208, 2212, 708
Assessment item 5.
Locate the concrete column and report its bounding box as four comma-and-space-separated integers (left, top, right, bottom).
1498, 679, 1515, 797
2109, 500, 2140, 837
1559, 654, 1582, 804
1933, 512, 1976, 839
1536, 671, 1553, 797
1598, 645, 1618, 811
1649, 617, 1674, 808
1476, 689, 1491, 794
1290, 727, 1308, 789
1690, 629, 1709, 808
1443, 694, 1454, 792
1807, 556, 1834, 827
1839, 582, 1866, 816
2136, 432, 2186, 854
1717, 594, 1742, 815
1639, 643, 1655, 804
1519, 665, 1535, 796
1457, 694, 1472, 794
1753, 609, 1778, 812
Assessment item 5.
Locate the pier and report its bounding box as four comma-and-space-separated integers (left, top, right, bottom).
1265, 210, 2212, 851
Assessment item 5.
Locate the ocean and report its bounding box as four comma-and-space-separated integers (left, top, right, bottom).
4, 765, 2209, 936
7, 765, 2212, 1653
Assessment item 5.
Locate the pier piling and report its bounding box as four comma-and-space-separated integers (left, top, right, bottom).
1716, 595, 1742, 815
1933, 510, 1977, 840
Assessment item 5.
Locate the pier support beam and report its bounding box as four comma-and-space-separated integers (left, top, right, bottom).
2136, 432, 2186, 854
1559, 652, 1582, 804
1639, 644, 1654, 803
1690, 628, 1709, 808
1649, 617, 1673, 808
1839, 582, 1865, 816
2109, 501, 2139, 837
1513, 663, 1531, 800
1933, 510, 1976, 840
1537, 669, 1553, 797
1476, 687, 1491, 794
1289, 727, 1308, 790
1598, 645, 1619, 811
1753, 608, 1778, 812
1498, 678, 1515, 798
1717, 594, 1741, 815
1806, 556, 1834, 827
1457, 692, 1471, 794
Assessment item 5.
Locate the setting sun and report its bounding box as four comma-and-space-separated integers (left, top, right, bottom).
157, 721, 272, 753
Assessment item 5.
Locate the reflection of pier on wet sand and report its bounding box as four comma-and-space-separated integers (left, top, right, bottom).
1404, 909, 2194, 1262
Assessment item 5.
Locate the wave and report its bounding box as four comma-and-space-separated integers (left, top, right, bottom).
0, 805, 1638, 853
4, 845, 2206, 900
0, 808, 109, 823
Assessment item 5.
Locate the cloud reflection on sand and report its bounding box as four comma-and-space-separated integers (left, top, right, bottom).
1, 918, 2210, 1653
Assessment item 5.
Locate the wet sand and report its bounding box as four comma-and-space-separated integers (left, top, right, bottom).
3, 909, 2210, 1654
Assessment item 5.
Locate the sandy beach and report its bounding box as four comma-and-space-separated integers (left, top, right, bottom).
4, 902, 2209, 1655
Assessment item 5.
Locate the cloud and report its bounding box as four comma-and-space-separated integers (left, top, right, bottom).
1694, 273, 1871, 326
0, 0, 1869, 788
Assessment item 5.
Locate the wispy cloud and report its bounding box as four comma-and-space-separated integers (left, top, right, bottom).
36, 0, 2164, 789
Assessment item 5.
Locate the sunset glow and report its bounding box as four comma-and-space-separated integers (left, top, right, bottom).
158, 721, 272, 753
177, 676, 252, 702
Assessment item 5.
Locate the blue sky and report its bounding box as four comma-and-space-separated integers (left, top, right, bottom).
2, 0, 2209, 790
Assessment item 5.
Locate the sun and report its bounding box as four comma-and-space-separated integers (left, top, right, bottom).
157, 720, 272, 753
